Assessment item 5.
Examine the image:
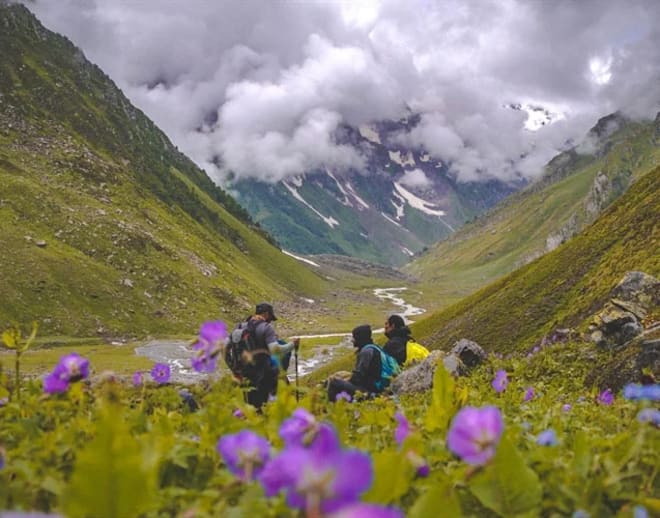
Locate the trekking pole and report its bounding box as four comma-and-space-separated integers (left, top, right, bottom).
294, 338, 300, 402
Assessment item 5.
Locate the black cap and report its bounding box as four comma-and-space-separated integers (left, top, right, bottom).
256, 302, 277, 321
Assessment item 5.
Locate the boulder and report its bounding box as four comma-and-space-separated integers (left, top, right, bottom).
450, 339, 487, 368
588, 271, 658, 349
391, 350, 444, 395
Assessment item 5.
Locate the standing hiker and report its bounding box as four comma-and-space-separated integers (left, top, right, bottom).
226, 302, 299, 409
327, 324, 400, 402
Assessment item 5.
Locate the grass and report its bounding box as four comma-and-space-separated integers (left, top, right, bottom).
1, 343, 153, 377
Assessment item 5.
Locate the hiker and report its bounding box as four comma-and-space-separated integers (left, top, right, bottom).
327, 324, 399, 402
383, 314, 411, 366
383, 314, 430, 367
232, 302, 299, 409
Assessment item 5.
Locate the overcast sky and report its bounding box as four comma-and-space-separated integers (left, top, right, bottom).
22, 0, 660, 184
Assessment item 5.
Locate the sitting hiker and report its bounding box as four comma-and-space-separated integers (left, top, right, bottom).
327, 324, 400, 402
383, 314, 430, 367
228, 302, 299, 409
383, 314, 412, 366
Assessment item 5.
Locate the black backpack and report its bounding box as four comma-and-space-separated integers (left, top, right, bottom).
224, 320, 270, 378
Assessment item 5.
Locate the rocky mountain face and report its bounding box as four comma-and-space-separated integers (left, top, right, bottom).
232, 119, 518, 266
405, 111, 659, 313
0, 4, 326, 337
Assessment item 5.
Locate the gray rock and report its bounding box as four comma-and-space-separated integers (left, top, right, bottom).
442, 353, 467, 377
450, 339, 487, 368
392, 350, 444, 395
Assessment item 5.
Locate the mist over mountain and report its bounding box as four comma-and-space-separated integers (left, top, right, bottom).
20, 0, 660, 188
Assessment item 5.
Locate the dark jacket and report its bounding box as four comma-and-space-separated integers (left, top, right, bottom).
349, 344, 382, 392
383, 327, 411, 366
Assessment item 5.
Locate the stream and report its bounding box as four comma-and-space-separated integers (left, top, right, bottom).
135, 287, 425, 383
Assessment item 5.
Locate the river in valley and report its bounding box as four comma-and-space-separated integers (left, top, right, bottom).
135, 287, 425, 383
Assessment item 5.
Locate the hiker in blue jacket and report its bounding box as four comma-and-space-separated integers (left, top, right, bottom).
328, 324, 399, 402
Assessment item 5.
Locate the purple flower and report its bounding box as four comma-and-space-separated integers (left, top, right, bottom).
536, 428, 558, 446
191, 341, 219, 373
336, 391, 352, 402
523, 386, 535, 402
597, 388, 614, 405
634, 506, 649, 518
624, 383, 660, 401
151, 363, 171, 384
637, 408, 660, 426
447, 406, 504, 466
280, 408, 319, 447
491, 370, 508, 393
406, 450, 429, 478
572, 511, 590, 518
327, 503, 404, 518
190, 321, 227, 373
43, 353, 90, 394
562, 404, 572, 412
394, 411, 411, 447
217, 430, 271, 481
0, 445, 5, 469
132, 371, 144, 387
0, 397, 8, 407
199, 320, 227, 345
259, 424, 372, 514
233, 408, 245, 419
43, 372, 69, 394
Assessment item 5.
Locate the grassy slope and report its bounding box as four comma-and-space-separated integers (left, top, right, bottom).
411, 164, 660, 354
405, 116, 659, 312
0, 4, 327, 337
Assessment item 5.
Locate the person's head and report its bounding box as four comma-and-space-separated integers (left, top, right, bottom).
351, 324, 372, 349
384, 314, 405, 335
255, 302, 278, 322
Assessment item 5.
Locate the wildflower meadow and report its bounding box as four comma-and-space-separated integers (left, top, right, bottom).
0, 321, 658, 517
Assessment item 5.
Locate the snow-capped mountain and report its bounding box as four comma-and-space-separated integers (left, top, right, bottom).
231, 118, 519, 266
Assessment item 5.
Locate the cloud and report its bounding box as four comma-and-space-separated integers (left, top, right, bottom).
22, 0, 660, 184
399, 168, 431, 188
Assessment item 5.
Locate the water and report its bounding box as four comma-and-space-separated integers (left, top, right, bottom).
134, 287, 425, 382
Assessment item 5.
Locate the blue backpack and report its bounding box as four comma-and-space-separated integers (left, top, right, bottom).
363, 344, 401, 391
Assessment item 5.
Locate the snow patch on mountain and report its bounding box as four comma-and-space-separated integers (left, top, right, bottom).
388, 150, 416, 168
419, 153, 431, 162
391, 190, 405, 220
359, 125, 381, 144
393, 182, 446, 217
290, 175, 304, 188
283, 250, 320, 267
283, 181, 340, 228
401, 246, 415, 257
326, 169, 352, 207
345, 182, 370, 210
381, 212, 404, 228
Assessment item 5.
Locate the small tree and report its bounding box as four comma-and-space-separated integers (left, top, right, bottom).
1, 322, 37, 402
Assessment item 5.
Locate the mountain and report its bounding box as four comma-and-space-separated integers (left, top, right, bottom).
0, 3, 328, 338
231, 118, 518, 267
410, 161, 659, 355
404, 111, 660, 311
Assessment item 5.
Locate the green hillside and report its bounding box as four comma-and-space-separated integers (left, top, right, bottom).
405, 113, 660, 312
411, 163, 660, 354
0, 4, 327, 337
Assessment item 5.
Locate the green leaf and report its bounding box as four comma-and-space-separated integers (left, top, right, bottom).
61, 406, 157, 518
469, 435, 542, 517
409, 479, 462, 518
1, 329, 17, 349
424, 361, 455, 433
363, 451, 414, 505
